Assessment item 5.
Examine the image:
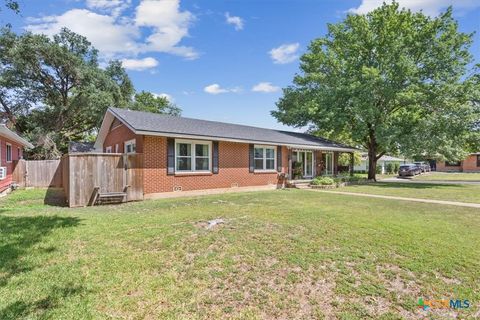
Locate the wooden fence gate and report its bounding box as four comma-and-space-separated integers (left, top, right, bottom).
12, 159, 62, 188
62, 153, 144, 207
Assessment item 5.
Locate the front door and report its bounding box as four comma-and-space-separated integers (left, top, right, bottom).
322, 152, 334, 175
292, 151, 314, 179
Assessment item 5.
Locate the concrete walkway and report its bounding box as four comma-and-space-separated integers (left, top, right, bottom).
307, 189, 480, 208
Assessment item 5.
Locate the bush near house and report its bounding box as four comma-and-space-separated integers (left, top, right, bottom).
311, 176, 335, 185
385, 162, 400, 174
393, 162, 400, 173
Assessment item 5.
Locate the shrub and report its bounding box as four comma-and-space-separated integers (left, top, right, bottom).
386, 163, 394, 174
311, 177, 335, 185
376, 165, 383, 174
393, 162, 400, 173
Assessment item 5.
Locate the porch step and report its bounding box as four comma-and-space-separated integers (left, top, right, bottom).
287, 179, 313, 189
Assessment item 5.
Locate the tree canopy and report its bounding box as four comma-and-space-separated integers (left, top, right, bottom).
0, 28, 181, 159
132, 91, 181, 116
273, 2, 480, 179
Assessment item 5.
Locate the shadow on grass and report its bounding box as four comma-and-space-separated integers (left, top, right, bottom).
0, 285, 87, 320
364, 182, 465, 189
44, 187, 67, 207
0, 215, 80, 287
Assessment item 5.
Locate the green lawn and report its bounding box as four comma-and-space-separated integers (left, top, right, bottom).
355, 173, 398, 180
1, 188, 479, 319
329, 182, 480, 204
414, 172, 480, 181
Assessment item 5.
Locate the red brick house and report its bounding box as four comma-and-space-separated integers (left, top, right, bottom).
94, 108, 356, 197
0, 124, 33, 193
437, 154, 480, 172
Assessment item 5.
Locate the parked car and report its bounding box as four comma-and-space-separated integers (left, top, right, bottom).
398, 164, 422, 177
414, 161, 431, 173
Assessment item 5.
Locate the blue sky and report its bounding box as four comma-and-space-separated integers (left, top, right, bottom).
3, 0, 480, 130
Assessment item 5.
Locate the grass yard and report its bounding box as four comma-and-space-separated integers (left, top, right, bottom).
355, 173, 398, 180
328, 182, 480, 204
413, 172, 480, 182
1, 188, 479, 319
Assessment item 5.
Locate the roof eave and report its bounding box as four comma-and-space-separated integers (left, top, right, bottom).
134, 129, 358, 152
0, 125, 34, 149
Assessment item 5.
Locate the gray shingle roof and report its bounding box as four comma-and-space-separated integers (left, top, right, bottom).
109, 107, 356, 151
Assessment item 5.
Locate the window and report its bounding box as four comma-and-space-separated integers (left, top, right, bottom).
446, 161, 460, 167
125, 139, 136, 154
115, 144, 119, 153
6, 143, 12, 162
477, 155, 480, 167
105, 146, 112, 153
175, 139, 211, 172
17, 147, 21, 159
254, 145, 276, 171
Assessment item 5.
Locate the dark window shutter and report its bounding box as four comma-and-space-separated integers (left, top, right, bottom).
212, 141, 219, 174
277, 146, 282, 172
167, 138, 175, 175
249, 144, 254, 173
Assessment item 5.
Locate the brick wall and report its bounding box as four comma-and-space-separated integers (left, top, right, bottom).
436, 161, 461, 172
463, 155, 480, 172
437, 155, 480, 172
103, 123, 144, 153
0, 136, 23, 192
143, 136, 289, 194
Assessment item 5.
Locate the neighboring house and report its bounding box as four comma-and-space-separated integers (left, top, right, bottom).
437, 153, 480, 172
94, 108, 356, 197
354, 153, 407, 174
0, 124, 34, 193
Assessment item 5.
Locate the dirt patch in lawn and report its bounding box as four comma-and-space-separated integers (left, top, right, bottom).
197, 260, 339, 319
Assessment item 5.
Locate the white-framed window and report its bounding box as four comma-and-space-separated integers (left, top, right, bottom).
6, 143, 12, 162
105, 146, 112, 153
254, 145, 276, 171
175, 139, 211, 172
115, 144, 119, 153
0, 167, 6, 180
125, 139, 136, 154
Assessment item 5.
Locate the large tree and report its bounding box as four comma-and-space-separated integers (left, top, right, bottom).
1, 28, 180, 159
8, 28, 134, 158
132, 91, 181, 116
273, 2, 480, 180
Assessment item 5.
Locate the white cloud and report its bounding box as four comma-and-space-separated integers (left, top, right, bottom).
86, 0, 131, 17
26, 0, 197, 64
225, 12, 244, 30
204, 83, 241, 95
27, 9, 139, 57
348, 0, 480, 16
252, 82, 280, 93
135, 0, 198, 59
154, 92, 174, 102
269, 43, 300, 64
121, 57, 158, 70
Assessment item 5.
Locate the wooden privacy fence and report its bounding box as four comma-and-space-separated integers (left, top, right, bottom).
62, 153, 144, 207
12, 159, 62, 188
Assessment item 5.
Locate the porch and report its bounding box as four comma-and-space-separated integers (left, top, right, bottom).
287, 148, 354, 181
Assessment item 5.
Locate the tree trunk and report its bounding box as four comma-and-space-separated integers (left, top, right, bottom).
367, 145, 377, 181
